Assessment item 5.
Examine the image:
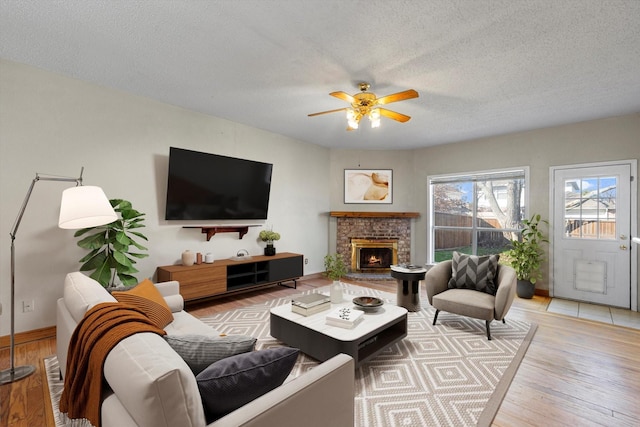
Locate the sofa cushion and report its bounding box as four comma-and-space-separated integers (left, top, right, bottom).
164, 311, 222, 337
112, 279, 174, 328
433, 288, 496, 321
196, 347, 299, 422
63, 272, 116, 323
447, 251, 500, 295
104, 332, 206, 427
165, 334, 257, 375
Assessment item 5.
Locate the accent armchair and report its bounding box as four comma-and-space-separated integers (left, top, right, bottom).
425, 259, 517, 340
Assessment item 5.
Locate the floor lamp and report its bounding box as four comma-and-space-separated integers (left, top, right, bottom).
0, 167, 117, 385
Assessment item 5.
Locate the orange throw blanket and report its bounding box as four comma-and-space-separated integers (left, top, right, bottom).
59, 302, 167, 427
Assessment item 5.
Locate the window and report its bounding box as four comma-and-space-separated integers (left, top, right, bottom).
428, 168, 528, 263
564, 176, 617, 240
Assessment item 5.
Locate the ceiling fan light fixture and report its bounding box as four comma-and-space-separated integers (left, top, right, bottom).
309, 82, 418, 131
346, 108, 359, 130
369, 109, 381, 128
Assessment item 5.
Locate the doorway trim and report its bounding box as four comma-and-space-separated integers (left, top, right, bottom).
549, 159, 637, 311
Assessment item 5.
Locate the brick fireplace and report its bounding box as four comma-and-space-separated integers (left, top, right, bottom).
330, 211, 419, 274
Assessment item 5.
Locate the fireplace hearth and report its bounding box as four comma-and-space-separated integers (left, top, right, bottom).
351, 239, 398, 272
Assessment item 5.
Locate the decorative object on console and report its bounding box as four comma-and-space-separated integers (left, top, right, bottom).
259, 228, 280, 256
1, 167, 116, 385
182, 249, 195, 266
344, 169, 392, 204
230, 248, 252, 261
74, 198, 149, 288
324, 253, 347, 303
204, 252, 215, 263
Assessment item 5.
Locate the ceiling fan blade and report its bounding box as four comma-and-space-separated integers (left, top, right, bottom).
330, 91, 356, 103
376, 89, 419, 105
378, 108, 411, 123
308, 107, 348, 117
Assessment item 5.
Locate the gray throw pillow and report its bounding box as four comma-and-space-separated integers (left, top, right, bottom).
165, 334, 257, 375
196, 346, 299, 422
447, 251, 500, 295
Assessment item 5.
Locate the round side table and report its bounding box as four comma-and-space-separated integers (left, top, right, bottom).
391, 267, 426, 312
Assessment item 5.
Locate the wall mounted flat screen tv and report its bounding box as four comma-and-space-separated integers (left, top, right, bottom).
165, 147, 273, 220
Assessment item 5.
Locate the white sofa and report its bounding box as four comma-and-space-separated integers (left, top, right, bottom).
56, 272, 355, 427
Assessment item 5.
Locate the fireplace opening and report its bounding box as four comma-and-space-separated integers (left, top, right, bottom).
351, 239, 398, 272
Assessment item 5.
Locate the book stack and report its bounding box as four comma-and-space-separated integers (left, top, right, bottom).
291, 293, 331, 316
325, 307, 364, 329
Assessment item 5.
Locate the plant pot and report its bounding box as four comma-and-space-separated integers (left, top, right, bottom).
516, 279, 535, 299
264, 243, 276, 256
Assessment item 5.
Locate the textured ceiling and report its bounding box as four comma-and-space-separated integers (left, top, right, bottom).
1, 0, 639, 150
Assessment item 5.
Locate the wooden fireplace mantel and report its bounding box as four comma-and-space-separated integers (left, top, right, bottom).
330, 211, 420, 218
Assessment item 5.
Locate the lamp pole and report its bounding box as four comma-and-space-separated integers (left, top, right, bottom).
1, 169, 83, 384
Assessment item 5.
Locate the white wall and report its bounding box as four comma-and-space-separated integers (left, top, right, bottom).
0, 59, 330, 335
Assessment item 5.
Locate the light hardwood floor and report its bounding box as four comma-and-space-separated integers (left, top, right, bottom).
1, 276, 639, 426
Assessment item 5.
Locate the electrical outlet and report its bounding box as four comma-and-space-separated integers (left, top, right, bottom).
304, 258, 309, 264
22, 300, 35, 313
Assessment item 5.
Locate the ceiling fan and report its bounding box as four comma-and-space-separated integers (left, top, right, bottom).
308, 82, 419, 130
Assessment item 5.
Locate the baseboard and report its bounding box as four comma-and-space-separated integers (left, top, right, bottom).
535, 289, 550, 297
0, 325, 56, 348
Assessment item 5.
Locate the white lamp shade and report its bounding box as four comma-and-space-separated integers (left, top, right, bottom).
58, 186, 117, 229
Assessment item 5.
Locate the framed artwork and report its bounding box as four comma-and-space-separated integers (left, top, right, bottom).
344, 169, 393, 204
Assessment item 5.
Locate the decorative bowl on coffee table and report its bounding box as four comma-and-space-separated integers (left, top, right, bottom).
353, 296, 384, 312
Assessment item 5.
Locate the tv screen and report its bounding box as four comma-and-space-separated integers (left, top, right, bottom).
165, 147, 273, 220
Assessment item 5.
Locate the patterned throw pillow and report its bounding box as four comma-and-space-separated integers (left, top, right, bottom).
164, 334, 257, 375
196, 347, 300, 422
447, 251, 500, 295
112, 279, 174, 328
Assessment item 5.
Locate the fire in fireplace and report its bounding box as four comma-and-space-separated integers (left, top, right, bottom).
351, 239, 398, 272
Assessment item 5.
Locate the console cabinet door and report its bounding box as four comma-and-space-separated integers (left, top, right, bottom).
268, 255, 303, 282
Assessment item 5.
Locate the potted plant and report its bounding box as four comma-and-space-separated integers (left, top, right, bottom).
74, 199, 149, 288
505, 213, 548, 298
259, 229, 280, 256
324, 253, 348, 303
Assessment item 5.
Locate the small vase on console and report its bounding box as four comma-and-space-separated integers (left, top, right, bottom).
264, 243, 276, 256
181, 250, 195, 266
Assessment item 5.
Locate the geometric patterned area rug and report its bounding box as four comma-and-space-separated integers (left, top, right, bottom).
44, 283, 536, 427
198, 283, 537, 427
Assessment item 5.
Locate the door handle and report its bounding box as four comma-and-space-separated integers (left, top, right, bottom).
620, 245, 628, 250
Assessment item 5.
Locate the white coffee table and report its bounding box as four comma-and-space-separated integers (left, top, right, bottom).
270, 298, 407, 367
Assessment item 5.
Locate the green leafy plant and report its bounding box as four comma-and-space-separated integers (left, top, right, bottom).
323, 253, 347, 281
505, 213, 548, 284
74, 199, 148, 287
259, 229, 281, 243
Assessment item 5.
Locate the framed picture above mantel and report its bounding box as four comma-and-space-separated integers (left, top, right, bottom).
344, 169, 392, 204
